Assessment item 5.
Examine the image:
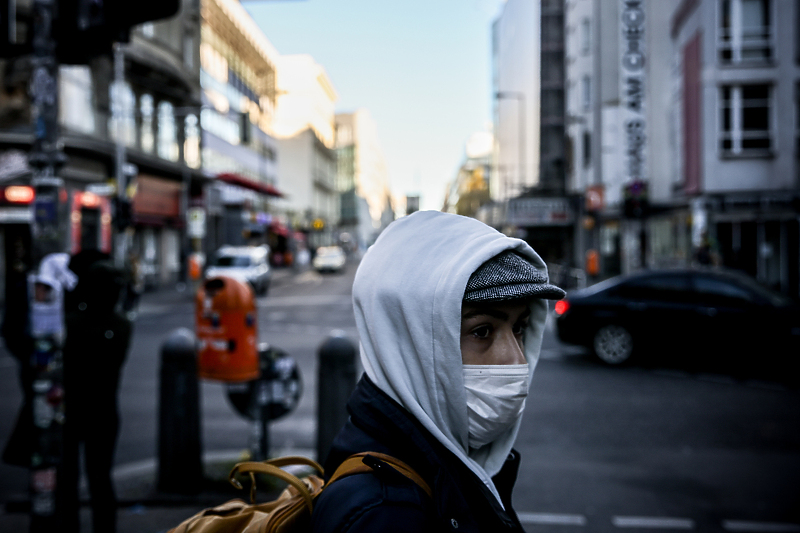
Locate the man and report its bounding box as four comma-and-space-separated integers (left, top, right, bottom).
312, 211, 565, 532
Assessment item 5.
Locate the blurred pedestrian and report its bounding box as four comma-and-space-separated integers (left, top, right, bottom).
59, 250, 133, 533
1, 230, 33, 467
694, 230, 719, 266
311, 211, 565, 532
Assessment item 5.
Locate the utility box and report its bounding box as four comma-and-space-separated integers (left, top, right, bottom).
196, 276, 259, 382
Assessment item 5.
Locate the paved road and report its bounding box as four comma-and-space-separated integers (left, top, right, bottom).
1, 261, 799, 532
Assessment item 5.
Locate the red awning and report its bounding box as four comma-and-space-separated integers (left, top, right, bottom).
217, 173, 284, 198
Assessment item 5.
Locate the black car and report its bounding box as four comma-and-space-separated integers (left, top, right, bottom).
555, 268, 800, 368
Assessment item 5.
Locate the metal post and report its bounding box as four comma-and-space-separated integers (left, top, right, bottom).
113, 43, 127, 270
157, 328, 203, 493
316, 331, 356, 464
28, 1, 66, 530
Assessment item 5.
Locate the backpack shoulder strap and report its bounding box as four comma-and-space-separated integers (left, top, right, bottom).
327, 452, 432, 499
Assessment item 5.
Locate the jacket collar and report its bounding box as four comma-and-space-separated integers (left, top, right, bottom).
332, 375, 522, 530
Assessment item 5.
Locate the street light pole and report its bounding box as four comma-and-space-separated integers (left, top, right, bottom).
495, 91, 525, 196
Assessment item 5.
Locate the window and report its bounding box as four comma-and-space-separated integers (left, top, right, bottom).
720, 84, 771, 155
59, 66, 95, 135
140, 94, 154, 153
582, 130, 591, 167
184, 114, 201, 169
581, 18, 591, 55
109, 81, 136, 147
582, 75, 591, 111
719, 0, 772, 64
157, 101, 179, 162
141, 23, 154, 38
692, 275, 755, 306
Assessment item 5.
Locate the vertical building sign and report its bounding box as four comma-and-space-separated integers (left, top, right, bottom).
621, 0, 646, 184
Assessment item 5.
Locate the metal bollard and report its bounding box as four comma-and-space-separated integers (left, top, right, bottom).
316, 331, 357, 464
157, 328, 203, 493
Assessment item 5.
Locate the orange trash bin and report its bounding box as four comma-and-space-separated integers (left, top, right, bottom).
196, 276, 259, 382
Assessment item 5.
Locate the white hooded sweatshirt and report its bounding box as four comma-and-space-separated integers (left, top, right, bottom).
352, 211, 549, 506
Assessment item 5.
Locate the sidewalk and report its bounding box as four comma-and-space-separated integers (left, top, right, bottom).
0, 265, 310, 533
1, 447, 317, 532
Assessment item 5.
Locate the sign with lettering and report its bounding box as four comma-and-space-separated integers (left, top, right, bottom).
507, 197, 573, 226
621, 0, 646, 184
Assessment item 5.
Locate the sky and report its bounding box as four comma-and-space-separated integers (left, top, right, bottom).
244, 0, 506, 212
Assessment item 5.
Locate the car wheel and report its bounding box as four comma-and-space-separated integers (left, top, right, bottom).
260, 280, 269, 296
593, 324, 634, 365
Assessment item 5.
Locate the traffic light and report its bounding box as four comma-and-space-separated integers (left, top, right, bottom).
113, 196, 132, 231
623, 180, 649, 218
55, 0, 181, 64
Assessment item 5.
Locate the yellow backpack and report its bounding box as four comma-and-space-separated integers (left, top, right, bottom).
168, 452, 432, 533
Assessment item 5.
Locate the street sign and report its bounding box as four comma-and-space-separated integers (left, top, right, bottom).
187, 207, 206, 238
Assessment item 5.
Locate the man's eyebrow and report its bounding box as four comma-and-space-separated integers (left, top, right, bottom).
461, 308, 509, 320
461, 306, 532, 322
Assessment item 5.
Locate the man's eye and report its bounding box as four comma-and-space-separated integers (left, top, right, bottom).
471, 325, 492, 338
512, 322, 528, 336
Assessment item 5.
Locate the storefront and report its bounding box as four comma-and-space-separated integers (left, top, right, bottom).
130, 175, 183, 289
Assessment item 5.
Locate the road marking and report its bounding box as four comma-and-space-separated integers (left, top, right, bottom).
722, 521, 800, 532
518, 513, 587, 526
260, 294, 348, 307
612, 516, 694, 529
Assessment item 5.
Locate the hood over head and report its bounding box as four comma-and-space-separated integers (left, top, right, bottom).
352, 211, 553, 505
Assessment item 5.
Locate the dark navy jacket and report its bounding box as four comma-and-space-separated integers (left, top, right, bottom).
311, 375, 526, 533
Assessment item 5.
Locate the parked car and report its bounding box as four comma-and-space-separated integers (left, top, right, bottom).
205, 245, 271, 295
312, 246, 346, 273
555, 268, 800, 368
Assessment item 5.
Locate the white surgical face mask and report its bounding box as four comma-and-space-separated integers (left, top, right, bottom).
463, 364, 530, 449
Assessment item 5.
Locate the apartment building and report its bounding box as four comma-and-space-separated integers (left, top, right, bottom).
671, 0, 800, 297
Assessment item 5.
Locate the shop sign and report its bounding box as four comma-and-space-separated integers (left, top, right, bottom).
507, 197, 573, 227
621, 0, 647, 183
585, 185, 605, 212
0, 207, 33, 223
132, 175, 182, 219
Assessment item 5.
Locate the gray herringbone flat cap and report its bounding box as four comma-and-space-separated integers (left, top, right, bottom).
464, 250, 566, 303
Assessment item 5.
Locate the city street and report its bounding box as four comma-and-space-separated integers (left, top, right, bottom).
1, 261, 799, 532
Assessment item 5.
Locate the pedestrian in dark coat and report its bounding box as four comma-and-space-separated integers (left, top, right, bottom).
311, 211, 565, 532
59, 251, 133, 533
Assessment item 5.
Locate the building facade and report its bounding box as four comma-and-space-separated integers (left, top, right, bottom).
272, 54, 339, 248
0, 0, 204, 296
490, 0, 575, 273
564, 0, 682, 280
671, 0, 800, 297
560, 0, 799, 299
199, 0, 284, 261
334, 110, 392, 251
492, 0, 541, 201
